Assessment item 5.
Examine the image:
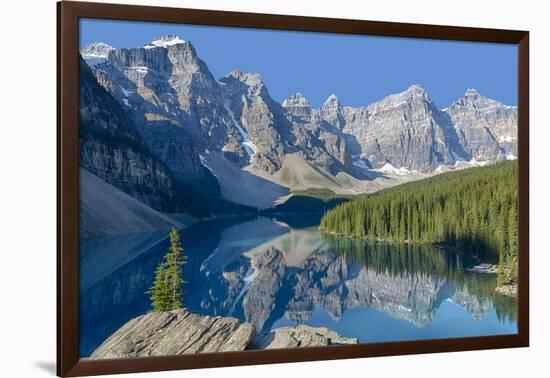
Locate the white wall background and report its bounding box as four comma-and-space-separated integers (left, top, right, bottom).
1, 0, 548, 376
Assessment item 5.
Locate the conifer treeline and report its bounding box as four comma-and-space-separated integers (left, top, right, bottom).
320, 161, 518, 285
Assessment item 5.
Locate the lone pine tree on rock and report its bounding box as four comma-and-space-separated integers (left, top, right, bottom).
147, 228, 187, 311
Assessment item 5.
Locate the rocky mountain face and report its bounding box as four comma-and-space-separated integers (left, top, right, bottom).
345, 85, 457, 171
89, 36, 248, 179
337, 85, 517, 171
219, 70, 290, 173
79, 58, 177, 212
283, 93, 351, 175
445, 88, 518, 161
81, 35, 517, 209
80, 42, 114, 66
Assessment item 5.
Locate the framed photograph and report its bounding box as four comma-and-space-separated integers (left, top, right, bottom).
57, 1, 529, 376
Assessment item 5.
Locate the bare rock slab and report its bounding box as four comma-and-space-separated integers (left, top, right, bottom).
250, 325, 358, 349
90, 309, 255, 359
495, 284, 518, 297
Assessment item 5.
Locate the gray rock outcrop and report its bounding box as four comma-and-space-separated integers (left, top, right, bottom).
353, 85, 456, 171
88, 308, 359, 358
80, 42, 114, 67
283, 93, 351, 175
220, 70, 291, 173
250, 325, 358, 349
89, 309, 256, 359
445, 88, 517, 161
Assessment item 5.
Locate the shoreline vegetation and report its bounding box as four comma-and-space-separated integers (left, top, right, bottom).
319, 161, 518, 295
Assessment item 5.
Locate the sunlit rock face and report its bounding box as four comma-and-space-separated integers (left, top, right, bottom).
445, 88, 518, 161
321, 94, 346, 131
250, 325, 358, 349
283, 93, 352, 175
339, 85, 460, 172
81, 42, 114, 65
219, 70, 290, 173
337, 86, 517, 172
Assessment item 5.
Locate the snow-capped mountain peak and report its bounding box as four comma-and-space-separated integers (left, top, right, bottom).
465, 87, 480, 96
282, 92, 310, 107
323, 94, 340, 107
404, 84, 429, 98
81, 42, 114, 59
145, 35, 186, 49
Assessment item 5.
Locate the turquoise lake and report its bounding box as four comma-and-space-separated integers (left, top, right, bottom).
79, 214, 517, 357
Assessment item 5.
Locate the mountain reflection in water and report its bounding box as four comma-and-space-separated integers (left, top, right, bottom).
79, 215, 517, 357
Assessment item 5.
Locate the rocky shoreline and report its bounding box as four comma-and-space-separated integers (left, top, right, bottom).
495, 284, 518, 297
89, 309, 357, 359
250, 325, 358, 349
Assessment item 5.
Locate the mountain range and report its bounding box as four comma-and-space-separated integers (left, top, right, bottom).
79, 35, 517, 225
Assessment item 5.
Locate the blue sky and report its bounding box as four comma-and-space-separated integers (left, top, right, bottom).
80, 18, 518, 108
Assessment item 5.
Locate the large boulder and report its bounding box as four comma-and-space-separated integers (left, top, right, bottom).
250, 325, 358, 349
89, 309, 256, 359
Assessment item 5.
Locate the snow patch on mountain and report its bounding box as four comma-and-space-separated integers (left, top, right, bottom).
223, 103, 257, 156
81, 42, 114, 59
129, 66, 149, 75
499, 135, 516, 143
119, 85, 133, 97
199, 154, 218, 177
282, 92, 310, 107
453, 158, 491, 168
144, 35, 186, 49
375, 163, 414, 176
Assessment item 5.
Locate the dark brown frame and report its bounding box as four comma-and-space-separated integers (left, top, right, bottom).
57, 1, 530, 376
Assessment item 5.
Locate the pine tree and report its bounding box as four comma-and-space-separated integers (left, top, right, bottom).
147, 228, 187, 311
165, 227, 187, 309
147, 263, 171, 311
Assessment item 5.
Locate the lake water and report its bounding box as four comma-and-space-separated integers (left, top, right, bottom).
79, 214, 517, 357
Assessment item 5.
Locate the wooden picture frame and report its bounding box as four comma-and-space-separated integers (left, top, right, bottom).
57, 1, 529, 376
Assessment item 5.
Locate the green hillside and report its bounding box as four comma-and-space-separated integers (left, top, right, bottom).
320, 161, 518, 286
